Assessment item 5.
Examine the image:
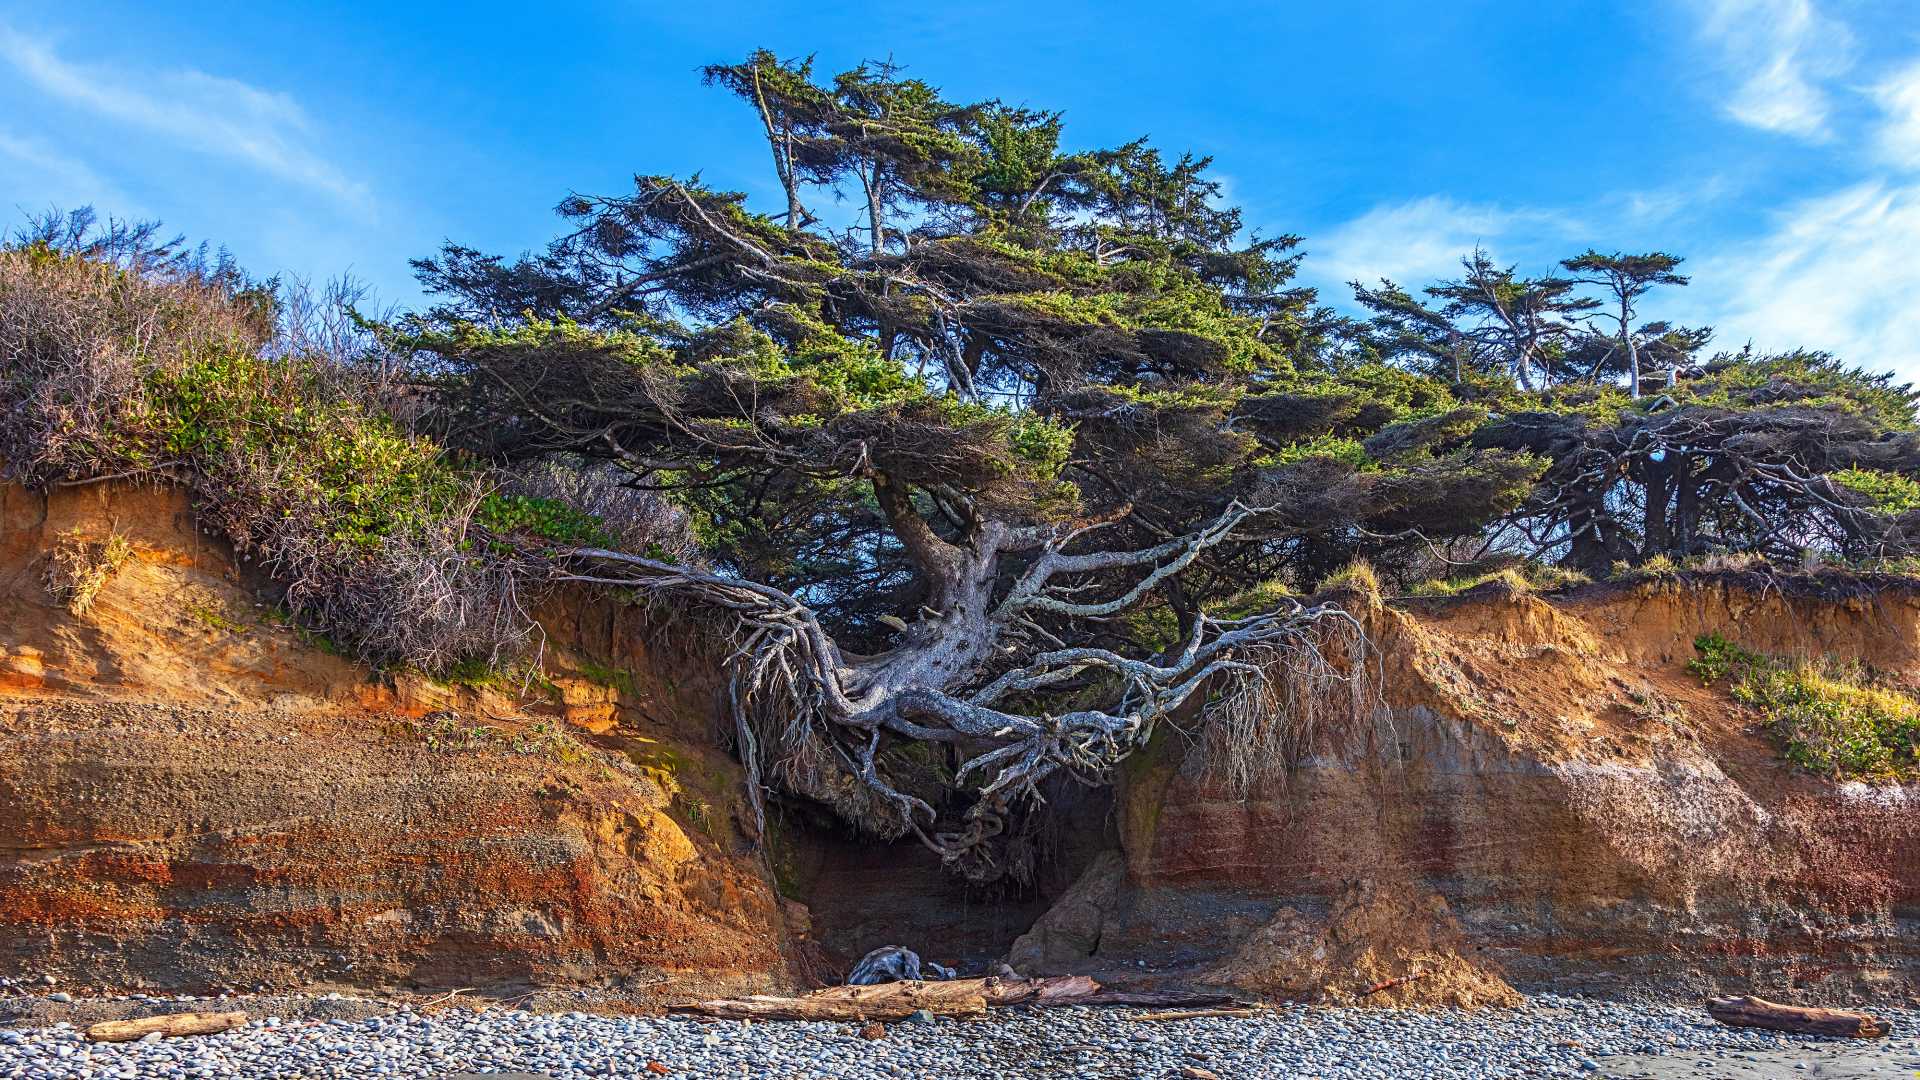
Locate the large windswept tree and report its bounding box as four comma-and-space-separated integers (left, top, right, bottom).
1354, 252, 1920, 573
399, 51, 1540, 879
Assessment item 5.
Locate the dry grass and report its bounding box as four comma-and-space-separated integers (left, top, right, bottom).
0, 228, 546, 674
44, 530, 133, 615
1317, 558, 1383, 608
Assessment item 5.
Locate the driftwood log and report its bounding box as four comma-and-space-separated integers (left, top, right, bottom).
1705, 996, 1890, 1038
672, 976, 1256, 1022
85, 1012, 248, 1043
674, 975, 1102, 1021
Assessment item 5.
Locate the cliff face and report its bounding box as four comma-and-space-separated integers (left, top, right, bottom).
6, 479, 1919, 1004
0, 481, 795, 996
1017, 578, 1920, 1005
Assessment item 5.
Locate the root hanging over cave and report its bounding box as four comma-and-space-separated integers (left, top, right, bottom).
1195, 611, 1385, 798
556, 501, 1379, 881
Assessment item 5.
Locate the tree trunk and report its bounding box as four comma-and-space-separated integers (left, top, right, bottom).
1705, 996, 1890, 1038
1641, 458, 1670, 560
87, 1012, 248, 1042
1622, 292, 1640, 400
1673, 455, 1699, 555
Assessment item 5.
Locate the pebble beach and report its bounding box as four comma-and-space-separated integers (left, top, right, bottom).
3, 992, 1916, 1080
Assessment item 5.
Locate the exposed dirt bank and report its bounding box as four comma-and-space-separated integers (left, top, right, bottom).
1015, 576, 1920, 1005
5, 480, 1918, 1007
0, 481, 795, 997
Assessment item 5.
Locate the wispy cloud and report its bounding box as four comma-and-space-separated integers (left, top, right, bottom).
1871, 59, 1920, 171
0, 24, 365, 206
1681, 181, 1920, 377
1691, 0, 1853, 139
0, 128, 131, 214
1310, 196, 1576, 288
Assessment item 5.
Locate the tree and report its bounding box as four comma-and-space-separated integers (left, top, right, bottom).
399, 53, 1540, 880
1352, 245, 1920, 574
1560, 250, 1688, 399
1353, 249, 1594, 390
1476, 351, 1920, 572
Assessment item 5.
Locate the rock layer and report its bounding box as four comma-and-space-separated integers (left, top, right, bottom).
1016, 578, 1920, 1003
0, 481, 794, 995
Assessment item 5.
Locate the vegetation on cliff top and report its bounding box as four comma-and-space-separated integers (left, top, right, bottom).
1690, 633, 1920, 782
0, 212, 693, 671
5, 52, 1920, 879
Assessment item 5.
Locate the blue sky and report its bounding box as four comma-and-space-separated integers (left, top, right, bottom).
3, 1, 1920, 374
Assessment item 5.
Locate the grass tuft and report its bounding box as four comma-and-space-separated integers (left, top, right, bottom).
1690, 633, 1919, 781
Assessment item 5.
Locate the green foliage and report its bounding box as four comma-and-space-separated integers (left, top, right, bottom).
0, 235, 652, 674
1259, 434, 1375, 471
145, 351, 470, 550
476, 493, 617, 547
1831, 468, 1920, 515
1686, 632, 1767, 685
1690, 634, 1920, 781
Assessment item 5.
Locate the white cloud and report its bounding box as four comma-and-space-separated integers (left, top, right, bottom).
1682, 180, 1920, 378
0, 129, 130, 213
0, 24, 365, 206
1871, 59, 1920, 170
1692, 0, 1853, 139
1310, 196, 1575, 288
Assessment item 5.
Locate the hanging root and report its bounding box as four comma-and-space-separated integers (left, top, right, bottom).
1198, 609, 1384, 798
554, 542, 1377, 879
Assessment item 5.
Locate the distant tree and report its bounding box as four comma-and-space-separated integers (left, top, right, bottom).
1475, 352, 1920, 572
400, 52, 1539, 879
1354, 247, 1920, 574
1353, 249, 1595, 390
1560, 250, 1688, 398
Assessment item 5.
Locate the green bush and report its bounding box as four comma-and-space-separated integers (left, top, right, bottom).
475, 493, 617, 547
0, 236, 554, 672
1690, 633, 1920, 781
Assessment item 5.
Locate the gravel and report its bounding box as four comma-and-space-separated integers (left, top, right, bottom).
0, 992, 1914, 1079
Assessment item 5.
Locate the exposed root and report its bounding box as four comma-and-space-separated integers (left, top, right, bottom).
550, 499, 1382, 880
1198, 611, 1386, 798
44, 529, 133, 616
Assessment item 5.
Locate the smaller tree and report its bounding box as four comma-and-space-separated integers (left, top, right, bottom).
1353, 249, 1594, 390
1560, 250, 1688, 399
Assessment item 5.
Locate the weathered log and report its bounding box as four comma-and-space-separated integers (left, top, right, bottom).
671, 975, 1100, 1021
986, 974, 1100, 1006
1124, 1007, 1265, 1022
1705, 996, 1890, 1038
85, 1012, 248, 1043
1080, 989, 1248, 1009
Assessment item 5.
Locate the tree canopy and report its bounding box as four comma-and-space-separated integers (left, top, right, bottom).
387, 51, 1920, 879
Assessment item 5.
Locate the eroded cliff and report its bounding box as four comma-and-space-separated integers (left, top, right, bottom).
1015, 576, 1920, 1005
0, 480, 797, 997
5, 480, 1918, 1006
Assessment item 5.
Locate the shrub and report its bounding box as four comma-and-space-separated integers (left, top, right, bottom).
0, 225, 595, 673
44, 530, 132, 615
498, 458, 703, 564
1409, 560, 1590, 597
1690, 633, 1920, 781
